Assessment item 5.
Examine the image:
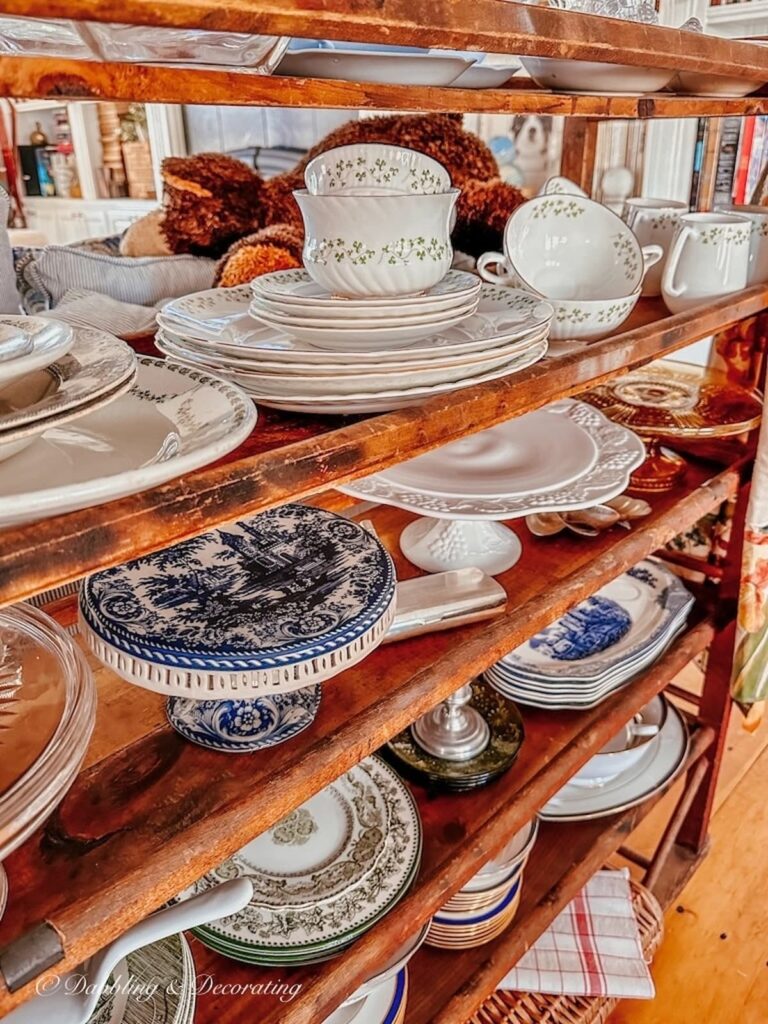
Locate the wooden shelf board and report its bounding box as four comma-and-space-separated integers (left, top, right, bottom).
1, 56, 767, 116
0, 454, 734, 1014
188, 705, 714, 1024
1, 287, 765, 609
2, 1, 768, 77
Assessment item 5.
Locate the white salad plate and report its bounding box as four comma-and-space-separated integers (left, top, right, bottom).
340, 400, 645, 518
540, 698, 689, 821
277, 47, 473, 85
0, 316, 74, 386
0, 356, 256, 527
306, 142, 450, 196
231, 339, 548, 414
250, 293, 478, 324
0, 328, 136, 461
249, 301, 477, 348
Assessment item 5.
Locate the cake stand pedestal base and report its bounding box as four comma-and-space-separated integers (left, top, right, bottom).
628, 440, 687, 493
400, 518, 522, 575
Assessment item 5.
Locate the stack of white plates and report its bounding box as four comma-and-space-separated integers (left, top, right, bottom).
426, 819, 537, 949
156, 274, 553, 414
485, 561, 694, 710
327, 969, 409, 1024
0, 317, 137, 463
182, 756, 422, 966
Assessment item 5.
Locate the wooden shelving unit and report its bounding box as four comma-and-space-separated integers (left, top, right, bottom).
0, 3, 764, 1021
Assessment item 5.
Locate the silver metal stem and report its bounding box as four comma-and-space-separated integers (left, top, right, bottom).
411, 683, 490, 762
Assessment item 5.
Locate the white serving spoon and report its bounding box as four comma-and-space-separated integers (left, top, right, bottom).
5, 878, 253, 1024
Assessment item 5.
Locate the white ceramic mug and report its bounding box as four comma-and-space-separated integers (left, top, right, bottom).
661, 212, 751, 314
714, 203, 768, 285
621, 197, 688, 297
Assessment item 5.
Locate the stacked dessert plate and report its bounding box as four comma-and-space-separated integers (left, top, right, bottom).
182, 756, 422, 966
0, 319, 136, 462
485, 561, 694, 709
156, 276, 553, 414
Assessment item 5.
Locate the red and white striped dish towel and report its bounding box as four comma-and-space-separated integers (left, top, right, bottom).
499, 869, 655, 999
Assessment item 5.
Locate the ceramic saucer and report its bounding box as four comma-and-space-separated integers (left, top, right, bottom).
540, 699, 689, 821
166, 686, 321, 753
385, 678, 524, 791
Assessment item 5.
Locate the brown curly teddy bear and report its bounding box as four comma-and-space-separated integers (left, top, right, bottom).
120, 112, 525, 285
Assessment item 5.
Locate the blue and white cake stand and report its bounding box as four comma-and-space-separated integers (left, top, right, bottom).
80, 504, 396, 753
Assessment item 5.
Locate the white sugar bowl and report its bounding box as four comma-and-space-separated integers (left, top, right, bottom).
478, 194, 663, 301
294, 188, 459, 297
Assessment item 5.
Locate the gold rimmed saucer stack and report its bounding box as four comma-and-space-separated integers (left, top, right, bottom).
426, 818, 538, 949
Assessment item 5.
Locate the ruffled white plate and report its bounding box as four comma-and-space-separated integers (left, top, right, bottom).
540, 700, 689, 820
0, 316, 73, 386
0, 356, 256, 527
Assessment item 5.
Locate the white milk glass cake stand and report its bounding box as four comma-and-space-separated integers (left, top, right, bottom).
340, 400, 645, 575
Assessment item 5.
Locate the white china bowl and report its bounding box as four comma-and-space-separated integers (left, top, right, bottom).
294, 188, 458, 298
521, 56, 674, 95
570, 698, 667, 787
500, 194, 661, 300
304, 143, 450, 196
672, 72, 764, 98
548, 291, 640, 341
538, 176, 588, 198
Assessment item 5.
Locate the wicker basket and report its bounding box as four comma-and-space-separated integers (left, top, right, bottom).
468, 879, 664, 1024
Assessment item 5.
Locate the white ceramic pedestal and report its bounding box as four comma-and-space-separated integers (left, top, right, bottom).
399, 518, 523, 575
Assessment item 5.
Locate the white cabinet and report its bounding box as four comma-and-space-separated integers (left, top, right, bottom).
22, 198, 157, 246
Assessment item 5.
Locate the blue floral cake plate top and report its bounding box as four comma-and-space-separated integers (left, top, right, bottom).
80, 504, 396, 673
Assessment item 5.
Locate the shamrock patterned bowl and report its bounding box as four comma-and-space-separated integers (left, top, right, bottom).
478, 194, 662, 301
294, 188, 459, 297
547, 290, 640, 341
304, 143, 450, 196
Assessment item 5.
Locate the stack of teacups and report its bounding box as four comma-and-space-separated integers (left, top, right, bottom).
477, 194, 663, 341
426, 818, 538, 949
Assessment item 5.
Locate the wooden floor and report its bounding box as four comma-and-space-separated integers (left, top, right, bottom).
609, 698, 768, 1024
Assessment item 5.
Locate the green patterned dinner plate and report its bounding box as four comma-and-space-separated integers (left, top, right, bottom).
182, 755, 421, 958
385, 679, 524, 789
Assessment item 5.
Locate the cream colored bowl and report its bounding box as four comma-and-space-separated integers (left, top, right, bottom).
294, 188, 458, 298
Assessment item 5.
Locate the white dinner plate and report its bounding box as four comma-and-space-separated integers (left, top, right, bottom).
277, 46, 473, 85
539, 700, 689, 820
249, 296, 479, 329
0, 316, 74, 386
0, 356, 256, 527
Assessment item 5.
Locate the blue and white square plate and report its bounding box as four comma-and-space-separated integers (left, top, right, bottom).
80, 504, 396, 698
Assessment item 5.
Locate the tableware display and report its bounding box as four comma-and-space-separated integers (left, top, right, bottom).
661, 212, 750, 314
458, 818, 539, 896
621, 198, 689, 296
0, 603, 96, 917
0, 327, 137, 463
526, 493, 651, 539
480, 194, 662, 300
7, 879, 251, 1024
485, 560, 693, 710
328, 969, 408, 1024
341, 925, 429, 1006
540, 696, 689, 820
520, 56, 673, 95
183, 756, 422, 965
80, 503, 396, 707
294, 188, 459, 298
386, 678, 524, 792
305, 143, 450, 196
583, 360, 762, 491
277, 45, 473, 86
339, 400, 644, 574
714, 204, 768, 285
570, 697, 666, 787
0, 316, 73, 386
451, 59, 519, 89
672, 72, 765, 98
0, 356, 256, 527
426, 876, 523, 949
538, 176, 588, 197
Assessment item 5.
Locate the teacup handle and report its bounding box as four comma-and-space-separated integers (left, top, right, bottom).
622, 203, 638, 230
662, 225, 694, 299
641, 244, 664, 276
477, 251, 514, 286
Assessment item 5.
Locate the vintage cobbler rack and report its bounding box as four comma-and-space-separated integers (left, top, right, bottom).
0, 3, 765, 1024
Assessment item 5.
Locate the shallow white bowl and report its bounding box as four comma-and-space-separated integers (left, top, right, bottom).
672, 72, 764, 98
305, 143, 450, 196
294, 188, 458, 298
548, 291, 640, 341
521, 56, 674, 95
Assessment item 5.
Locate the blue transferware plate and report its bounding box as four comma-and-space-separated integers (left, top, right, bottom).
497, 560, 693, 681
80, 504, 396, 672
167, 686, 320, 753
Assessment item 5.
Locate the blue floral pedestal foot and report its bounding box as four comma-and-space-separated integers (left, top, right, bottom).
166, 686, 321, 753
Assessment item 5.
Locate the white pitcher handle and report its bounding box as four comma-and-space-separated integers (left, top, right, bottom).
477, 251, 513, 285
622, 203, 637, 230
661, 225, 693, 299
641, 244, 664, 275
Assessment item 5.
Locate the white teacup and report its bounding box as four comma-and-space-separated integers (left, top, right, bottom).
714, 203, 768, 285
621, 198, 689, 297
661, 212, 751, 314
569, 698, 667, 788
